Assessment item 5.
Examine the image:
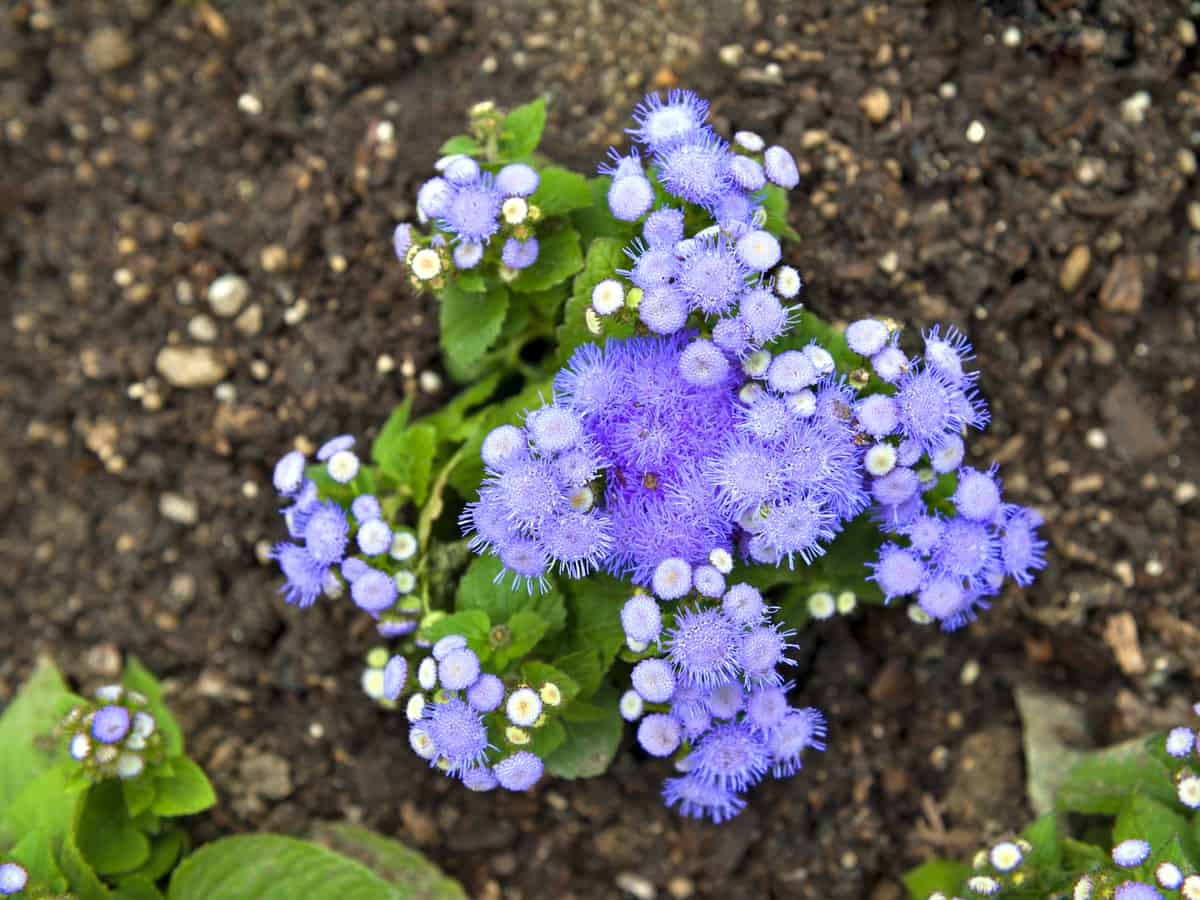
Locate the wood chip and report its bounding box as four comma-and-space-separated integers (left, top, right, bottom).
1103, 612, 1146, 676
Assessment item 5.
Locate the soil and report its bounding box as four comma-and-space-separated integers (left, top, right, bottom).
3, 1, 1199, 898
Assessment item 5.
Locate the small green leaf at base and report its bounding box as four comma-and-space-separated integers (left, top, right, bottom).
150, 757, 216, 818
545, 688, 622, 780
440, 284, 509, 379
77, 780, 152, 876
167, 832, 465, 900
500, 97, 546, 158
901, 859, 972, 899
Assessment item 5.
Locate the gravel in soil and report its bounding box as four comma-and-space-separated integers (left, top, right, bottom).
3, 1, 1199, 897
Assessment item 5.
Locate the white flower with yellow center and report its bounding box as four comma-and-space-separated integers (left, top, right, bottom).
775, 264, 802, 298
390, 531, 418, 561
411, 248, 442, 281
406, 693, 426, 723
409, 728, 436, 760
708, 547, 733, 575
591, 279, 625, 316
865, 443, 897, 477
502, 197, 528, 225
989, 841, 1023, 872
1177, 771, 1200, 808
807, 592, 835, 620
361, 668, 385, 700
506, 687, 542, 727
539, 683, 562, 707
505, 725, 530, 745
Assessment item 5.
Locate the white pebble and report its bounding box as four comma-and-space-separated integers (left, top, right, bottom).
965, 120, 986, 144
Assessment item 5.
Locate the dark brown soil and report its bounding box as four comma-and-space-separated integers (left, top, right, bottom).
3, 1, 1199, 898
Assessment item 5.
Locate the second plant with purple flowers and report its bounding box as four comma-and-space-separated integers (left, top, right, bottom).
263, 91, 1046, 824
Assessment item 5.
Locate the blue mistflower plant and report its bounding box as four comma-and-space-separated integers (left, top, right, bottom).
263, 91, 1047, 823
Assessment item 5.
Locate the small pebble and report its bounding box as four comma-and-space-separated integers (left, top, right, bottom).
238, 93, 263, 116
418, 370, 442, 393
1120, 91, 1151, 126
234, 304, 263, 337
938, 82, 957, 100
156, 346, 228, 388
159, 493, 199, 525
1002, 26, 1021, 47
208, 274, 250, 317
616, 872, 656, 900
187, 315, 218, 342
1085, 428, 1107, 450
1058, 245, 1091, 292
83, 26, 135, 74
1174, 482, 1197, 504
858, 87, 892, 123
965, 120, 986, 144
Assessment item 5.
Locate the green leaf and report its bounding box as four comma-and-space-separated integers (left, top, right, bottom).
455, 555, 566, 633
122, 775, 157, 818
376, 423, 438, 505
439, 135, 480, 156
1019, 813, 1061, 871
167, 833, 465, 900
77, 780, 152, 876
422, 610, 492, 659
422, 374, 502, 443
453, 269, 487, 293
529, 167, 592, 218
123, 657, 184, 756
151, 757, 216, 818
901, 859, 971, 899
1057, 737, 1177, 814
9, 827, 67, 889
114, 877, 166, 900
548, 651, 603, 701
439, 284, 509, 379
1061, 837, 1108, 870
310, 823, 467, 900
0, 762, 79, 850
510, 227, 583, 293
538, 575, 627, 697
545, 688, 622, 779
373, 397, 414, 465
1113, 793, 1199, 867
555, 236, 633, 364
523, 718, 567, 760
520, 662, 580, 706
0, 656, 81, 812
499, 97, 546, 158
129, 828, 185, 884
61, 827, 114, 900
492, 610, 548, 670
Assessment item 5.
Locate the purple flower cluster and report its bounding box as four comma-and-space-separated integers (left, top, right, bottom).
599, 90, 805, 358
395, 156, 542, 285
269, 436, 422, 637
403, 633, 554, 792
62, 683, 164, 782
855, 324, 1046, 629
463, 333, 866, 586
460, 407, 614, 591
618, 562, 825, 823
